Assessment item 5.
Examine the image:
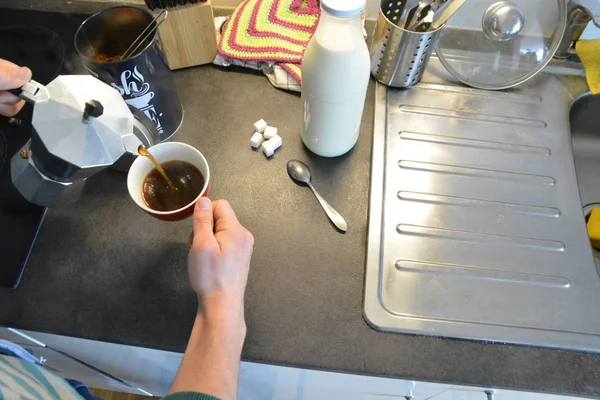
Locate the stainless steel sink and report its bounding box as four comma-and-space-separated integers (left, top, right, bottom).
571, 94, 600, 262
571, 94, 600, 210
364, 57, 600, 351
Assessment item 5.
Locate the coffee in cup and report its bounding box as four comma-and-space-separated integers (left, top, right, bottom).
142, 160, 205, 212
128, 142, 210, 221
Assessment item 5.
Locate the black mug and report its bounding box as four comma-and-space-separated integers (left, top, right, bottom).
74, 6, 183, 141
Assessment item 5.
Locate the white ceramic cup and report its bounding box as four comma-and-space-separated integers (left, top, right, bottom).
127, 142, 210, 221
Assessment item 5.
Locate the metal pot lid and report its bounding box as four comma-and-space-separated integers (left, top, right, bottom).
32, 75, 134, 169
435, 0, 567, 90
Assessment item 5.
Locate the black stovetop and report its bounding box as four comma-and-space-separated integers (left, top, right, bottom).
0, 8, 87, 288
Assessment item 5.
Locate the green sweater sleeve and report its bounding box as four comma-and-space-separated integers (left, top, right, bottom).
162, 391, 220, 400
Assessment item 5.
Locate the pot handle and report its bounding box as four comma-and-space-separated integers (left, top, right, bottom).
8, 80, 49, 104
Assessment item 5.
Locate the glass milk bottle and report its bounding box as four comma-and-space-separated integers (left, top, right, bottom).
301, 0, 370, 157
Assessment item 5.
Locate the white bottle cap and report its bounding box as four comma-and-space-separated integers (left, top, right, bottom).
321, 0, 365, 17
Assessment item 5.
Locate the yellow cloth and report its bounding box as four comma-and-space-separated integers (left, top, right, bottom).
587, 208, 600, 250
576, 39, 600, 94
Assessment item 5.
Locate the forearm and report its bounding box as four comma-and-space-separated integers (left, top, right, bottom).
169, 299, 246, 400
172, 198, 253, 400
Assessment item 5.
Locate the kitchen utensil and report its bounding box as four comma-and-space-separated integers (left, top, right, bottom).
127, 142, 210, 221
430, 0, 467, 30
370, 0, 443, 88
408, 0, 449, 31
405, 0, 430, 30
75, 6, 183, 140
431, 0, 447, 10
407, 8, 433, 31
10, 75, 156, 207
121, 9, 168, 60
399, 0, 413, 27
112, 106, 164, 172
435, 0, 567, 90
286, 160, 347, 232
152, 0, 218, 70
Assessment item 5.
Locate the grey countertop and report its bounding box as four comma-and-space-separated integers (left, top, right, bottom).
0, 3, 600, 398
2, 64, 600, 398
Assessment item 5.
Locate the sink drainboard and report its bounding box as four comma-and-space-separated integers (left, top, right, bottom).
364, 70, 600, 351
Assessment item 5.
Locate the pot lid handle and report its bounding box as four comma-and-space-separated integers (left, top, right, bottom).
83, 100, 104, 122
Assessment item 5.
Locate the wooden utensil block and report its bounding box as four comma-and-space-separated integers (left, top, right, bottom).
158, 1, 217, 70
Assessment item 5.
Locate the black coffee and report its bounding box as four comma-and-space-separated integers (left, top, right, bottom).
142, 161, 204, 212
